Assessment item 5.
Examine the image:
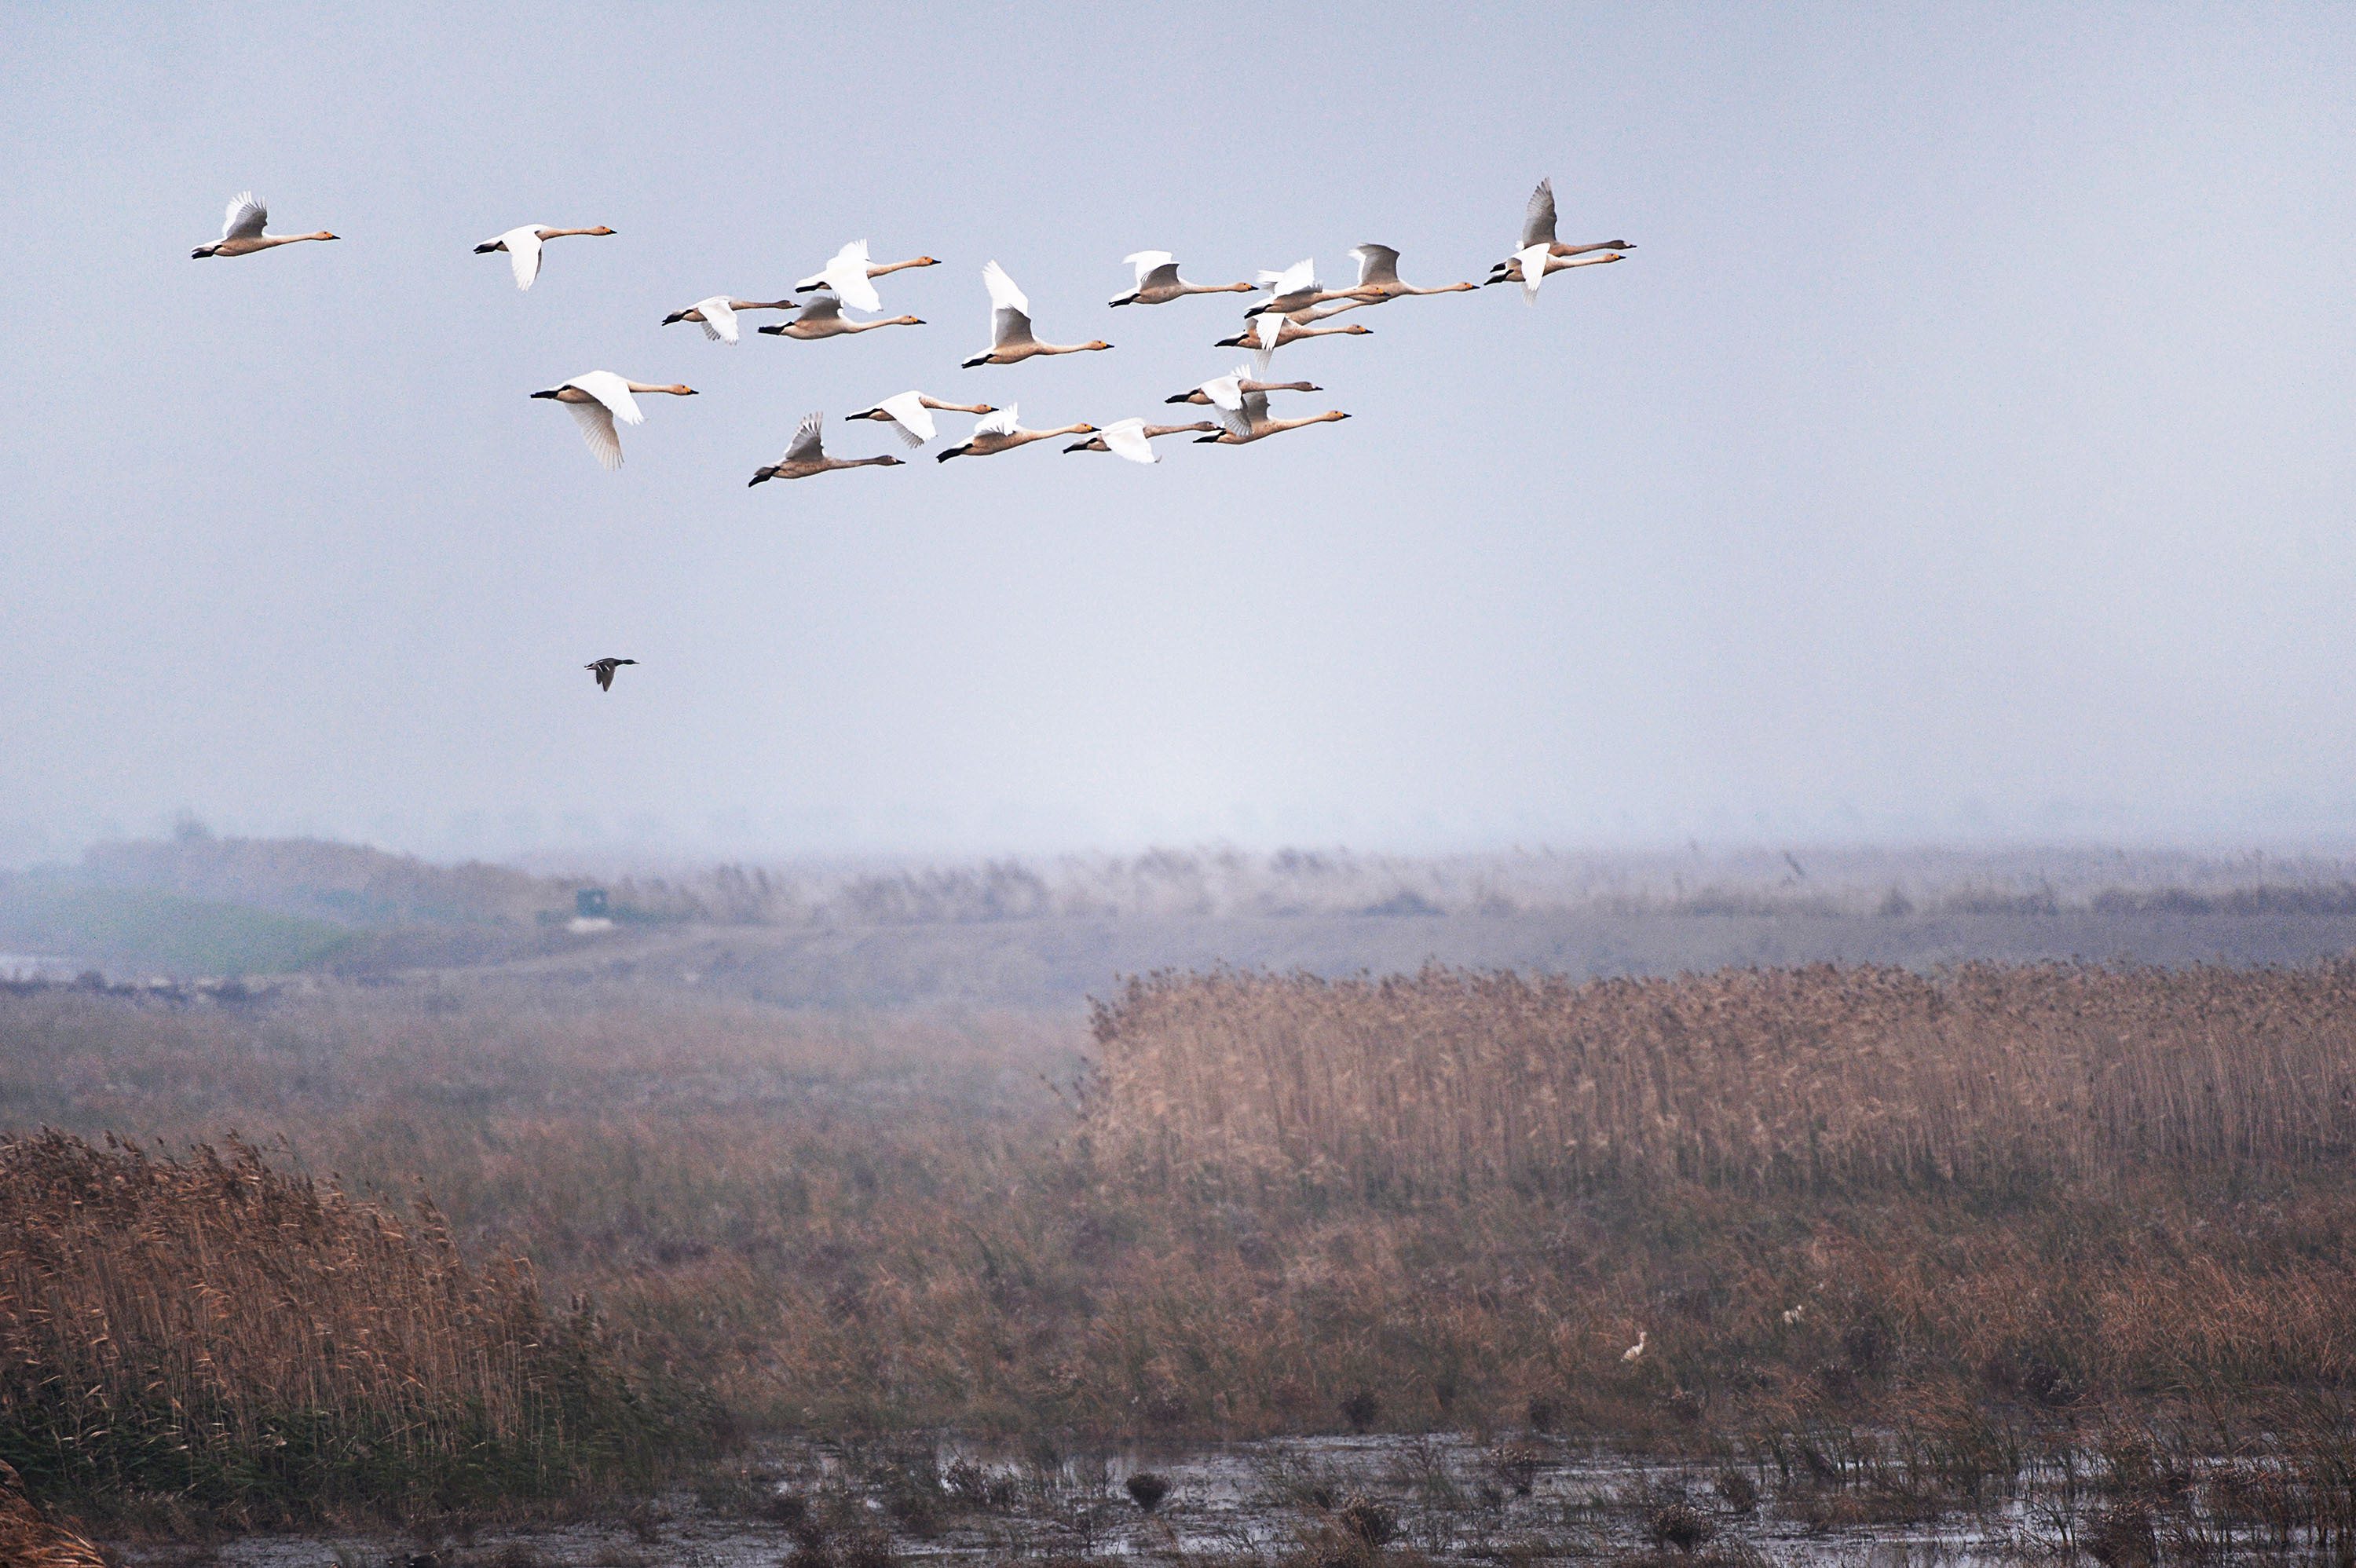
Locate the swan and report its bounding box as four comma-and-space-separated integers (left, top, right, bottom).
661, 297, 797, 343
1216, 313, 1370, 378
935, 404, 1096, 462
795, 242, 940, 308
845, 392, 997, 449
964, 262, 1112, 367
1109, 251, 1254, 307
1487, 248, 1625, 303
1249, 257, 1328, 317
585, 658, 637, 692
473, 224, 616, 290
755, 294, 925, 340
748, 411, 907, 484
1622, 1331, 1647, 1363
1342, 244, 1476, 305
1063, 418, 1218, 462
1191, 404, 1351, 446
190, 193, 338, 258
529, 373, 697, 471
1165, 365, 1319, 437
1245, 247, 1472, 315
1489, 177, 1633, 276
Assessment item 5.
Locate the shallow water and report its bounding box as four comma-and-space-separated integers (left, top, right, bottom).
103, 1431, 2314, 1568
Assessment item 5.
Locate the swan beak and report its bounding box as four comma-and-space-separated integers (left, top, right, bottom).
190, 247, 210, 259
321, 234, 340, 241
748, 473, 769, 486
529, 389, 559, 400
681, 388, 699, 396
474, 243, 499, 254
759, 325, 785, 334
1164, 393, 1188, 404
661, 313, 685, 325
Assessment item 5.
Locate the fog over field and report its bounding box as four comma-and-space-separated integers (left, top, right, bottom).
4, 5, 2354, 864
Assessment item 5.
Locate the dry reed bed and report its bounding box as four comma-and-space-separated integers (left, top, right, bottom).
1088, 963, 2356, 1196
0, 1130, 704, 1526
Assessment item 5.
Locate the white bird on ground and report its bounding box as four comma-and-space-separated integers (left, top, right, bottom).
795, 242, 940, 306
1622, 1331, 1648, 1363
472, 223, 616, 289
529, 372, 697, 471
935, 404, 1097, 461
963, 262, 1113, 367
748, 411, 907, 484
1059, 416, 1205, 462
660, 296, 796, 342
756, 294, 925, 340
1782, 1305, 1806, 1325
190, 192, 338, 259
845, 392, 997, 449
1109, 251, 1255, 307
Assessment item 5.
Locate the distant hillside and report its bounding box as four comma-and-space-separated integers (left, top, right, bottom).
77, 833, 558, 925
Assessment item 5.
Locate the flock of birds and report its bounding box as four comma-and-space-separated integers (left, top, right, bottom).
191, 179, 1633, 690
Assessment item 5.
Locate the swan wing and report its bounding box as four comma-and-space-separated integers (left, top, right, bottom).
992, 303, 1036, 349
221, 192, 267, 240
785, 410, 825, 465
877, 390, 935, 448
972, 404, 1021, 438
799, 293, 844, 323
825, 239, 884, 313
981, 260, 1030, 316
562, 400, 624, 470
503, 228, 545, 289
1260, 257, 1316, 298
695, 296, 739, 343
1350, 244, 1399, 286
1124, 250, 1176, 289
1100, 418, 1158, 465
1514, 243, 1549, 304
565, 372, 646, 425
1520, 177, 1558, 249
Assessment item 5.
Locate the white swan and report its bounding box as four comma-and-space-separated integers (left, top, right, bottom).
748, 411, 907, 484
473, 224, 616, 290
1216, 313, 1370, 378
1165, 366, 1322, 437
1485, 178, 1633, 283
1063, 418, 1220, 460
755, 294, 925, 340
799, 240, 885, 314
935, 404, 1097, 461
964, 262, 1112, 367
1109, 251, 1254, 307
529, 372, 697, 471
190, 193, 338, 259
1494, 247, 1624, 304
845, 392, 997, 449
795, 242, 940, 307
660, 296, 797, 343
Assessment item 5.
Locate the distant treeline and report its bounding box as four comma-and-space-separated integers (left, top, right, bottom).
22, 832, 2356, 933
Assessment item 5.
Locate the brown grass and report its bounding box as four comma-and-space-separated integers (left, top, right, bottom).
0, 1128, 708, 1526
1086, 963, 2356, 1197
9, 959, 2356, 1504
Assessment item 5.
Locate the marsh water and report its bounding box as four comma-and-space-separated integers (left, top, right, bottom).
108, 1431, 2296, 1568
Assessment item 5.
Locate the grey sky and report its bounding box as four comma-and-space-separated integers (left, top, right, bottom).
4, 4, 2352, 863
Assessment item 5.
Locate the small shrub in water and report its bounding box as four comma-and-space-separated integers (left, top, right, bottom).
1648, 1501, 1714, 1553
1339, 1388, 1383, 1432
1713, 1469, 1758, 1516
1340, 1494, 1399, 1547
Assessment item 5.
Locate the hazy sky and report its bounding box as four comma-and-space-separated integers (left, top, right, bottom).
4, 4, 2353, 863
